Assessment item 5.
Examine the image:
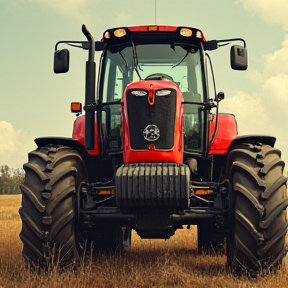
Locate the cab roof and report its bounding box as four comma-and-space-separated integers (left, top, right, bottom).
101, 25, 207, 48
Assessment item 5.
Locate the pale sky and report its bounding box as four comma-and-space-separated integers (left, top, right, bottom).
1, 0, 288, 171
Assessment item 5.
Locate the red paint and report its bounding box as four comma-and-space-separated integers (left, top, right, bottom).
148, 84, 155, 105
128, 26, 178, 32
121, 80, 184, 164
209, 113, 238, 154
72, 115, 101, 155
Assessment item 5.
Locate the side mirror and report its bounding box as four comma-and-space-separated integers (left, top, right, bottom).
230, 45, 247, 70
54, 49, 69, 73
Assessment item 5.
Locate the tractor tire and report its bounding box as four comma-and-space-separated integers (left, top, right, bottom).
92, 225, 132, 255
197, 224, 226, 255
19, 145, 88, 269
226, 143, 288, 275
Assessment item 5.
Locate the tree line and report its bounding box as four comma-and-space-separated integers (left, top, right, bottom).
0, 165, 24, 194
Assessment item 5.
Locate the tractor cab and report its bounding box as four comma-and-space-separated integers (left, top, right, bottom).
98, 26, 206, 158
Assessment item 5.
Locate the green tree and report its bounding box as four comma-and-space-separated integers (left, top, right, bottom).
0, 165, 24, 194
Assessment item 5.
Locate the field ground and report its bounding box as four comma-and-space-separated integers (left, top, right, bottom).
1, 194, 288, 288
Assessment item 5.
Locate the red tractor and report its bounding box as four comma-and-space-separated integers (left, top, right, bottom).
19, 24, 288, 275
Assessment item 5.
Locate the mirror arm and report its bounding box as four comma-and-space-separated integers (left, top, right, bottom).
54, 40, 91, 51
217, 38, 246, 48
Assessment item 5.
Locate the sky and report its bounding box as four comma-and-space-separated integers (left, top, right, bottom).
0, 0, 288, 172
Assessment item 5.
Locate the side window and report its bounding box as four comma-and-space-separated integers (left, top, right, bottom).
206, 53, 216, 100
195, 60, 204, 101
114, 66, 124, 100
102, 59, 124, 102
102, 61, 123, 153
102, 58, 111, 103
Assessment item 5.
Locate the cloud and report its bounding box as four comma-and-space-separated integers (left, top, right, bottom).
220, 73, 288, 171
220, 91, 272, 135
263, 74, 288, 103
262, 36, 288, 78
0, 121, 36, 168
246, 34, 288, 121
220, 0, 288, 167
235, 1, 288, 152
238, 0, 288, 30
0, 121, 18, 153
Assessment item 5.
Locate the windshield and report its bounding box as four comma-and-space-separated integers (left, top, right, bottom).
100, 44, 204, 103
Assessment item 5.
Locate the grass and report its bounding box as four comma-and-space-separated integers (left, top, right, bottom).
1, 195, 288, 288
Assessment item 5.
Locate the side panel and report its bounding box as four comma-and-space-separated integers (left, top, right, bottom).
208, 113, 238, 155
72, 115, 100, 155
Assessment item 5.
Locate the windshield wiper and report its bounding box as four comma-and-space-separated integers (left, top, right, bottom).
131, 38, 142, 80
172, 50, 189, 69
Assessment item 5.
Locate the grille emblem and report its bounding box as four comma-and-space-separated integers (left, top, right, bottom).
143, 124, 160, 141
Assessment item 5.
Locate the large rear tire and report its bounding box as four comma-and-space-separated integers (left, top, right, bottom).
19, 145, 88, 269
226, 143, 288, 275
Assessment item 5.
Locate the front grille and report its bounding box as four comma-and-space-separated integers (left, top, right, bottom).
126, 89, 176, 150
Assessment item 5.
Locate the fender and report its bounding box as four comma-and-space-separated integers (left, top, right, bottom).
35, 136, 91, 164
227, 135, 276, 153
34, 136, 120, 183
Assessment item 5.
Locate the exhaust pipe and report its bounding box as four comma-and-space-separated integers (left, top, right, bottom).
82, 24, 96, 150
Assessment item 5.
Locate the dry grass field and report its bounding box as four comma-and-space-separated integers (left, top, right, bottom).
1, 194, 288, 288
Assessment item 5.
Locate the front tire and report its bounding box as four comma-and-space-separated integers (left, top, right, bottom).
226, 143, 288, 275
19, 145, 88, 269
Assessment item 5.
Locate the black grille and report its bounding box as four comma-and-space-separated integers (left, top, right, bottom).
126, 89, 176, 150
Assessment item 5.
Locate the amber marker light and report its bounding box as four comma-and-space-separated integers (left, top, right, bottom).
98, 189, 115, 195
114, 28, 126, 37
194, 188, 213, 195
148, 25, 158, 31
71, 102, 82, 113
180, 28, 192, 37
